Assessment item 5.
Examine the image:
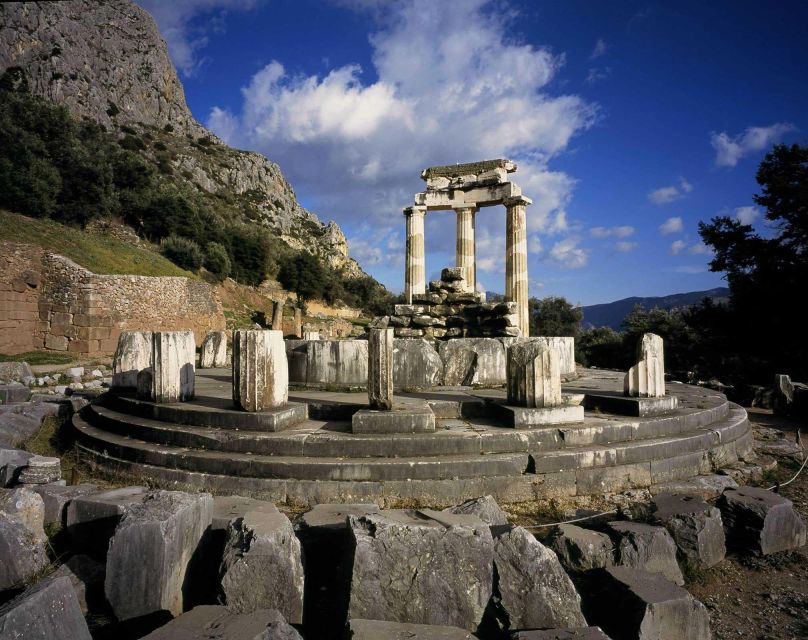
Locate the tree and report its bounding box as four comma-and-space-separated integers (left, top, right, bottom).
529, 296, 582, 338
277, 252, 329, 310
699, 143, 808, 381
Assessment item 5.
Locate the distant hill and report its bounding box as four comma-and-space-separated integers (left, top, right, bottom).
582, 288, 730, 330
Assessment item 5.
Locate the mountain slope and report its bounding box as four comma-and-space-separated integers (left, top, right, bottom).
0, 0, 360, 277
582, 287, 730, 330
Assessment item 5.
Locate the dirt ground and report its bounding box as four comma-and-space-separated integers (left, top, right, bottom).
689, 408, 808, 640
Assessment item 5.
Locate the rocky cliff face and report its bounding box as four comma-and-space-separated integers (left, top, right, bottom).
0, 0, 363, 277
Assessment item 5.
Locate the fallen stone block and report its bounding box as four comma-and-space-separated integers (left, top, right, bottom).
0, 512, 50, 591
0, 486, 46, 543
0, 382, 30, 405
0, 362, 34, 384
651, 474, 738, 500
220, 500, 304, 623
141, 605, 302, 640
349, 618, 473, 639
0, 446, 33, 487
298, 502, 380, 531
51, 554, 105, 615
65, 486, 149, 558
607, 521, 684, 585
550, 523, 614, 573
651, 493, 726, 569
585, 566, 710, 640
491, 525, 587, 631
510, 628, 611, 639
0, 575, 92, 640
18, 455, 61, 485
347, 510, 494, 631
0, 412, 39, 447
105, 490, 213, 621
33, 483, 99, 526
445, 495, 509, 526
718, 485, 807, 555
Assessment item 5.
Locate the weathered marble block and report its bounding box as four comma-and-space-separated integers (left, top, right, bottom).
625, 333, 665, 398
199, 331, 228, 368
152, 331, 195, 403
507, 341, 562, 408
233, 330, 288, 411
368, 328, 394, 410
111, 331, 153, 389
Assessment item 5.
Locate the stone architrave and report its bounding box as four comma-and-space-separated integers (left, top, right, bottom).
404, 206, 427, 303
111, 331, 153, 388
368, 328, 394, 410
152, 331, 195, 403
625, 333, 665, 398
455, 206, 477, 292
507, 341, 562, 408
505, 196, 531, 337
232, 330, 288, 411
199, 331, 228, 369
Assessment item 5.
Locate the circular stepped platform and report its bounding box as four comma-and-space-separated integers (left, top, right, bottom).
72, 369, 753, 507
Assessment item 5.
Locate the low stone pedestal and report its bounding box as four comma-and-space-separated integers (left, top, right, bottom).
492, 402, 584, 429
584, 393, 678, 417
232, 330, 288, 412
352, 405, 436, 434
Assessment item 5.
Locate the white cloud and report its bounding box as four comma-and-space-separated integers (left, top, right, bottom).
529, 235, 543, 255
206, 0, 597, 276
669, 239, 686, 255
549, 237, 589, 269
659, 216, 684, 235
711, 123, 797, 168
585, 67, 611, 84
590, 225, 634, 238
649, 177, 693, 205
688, 243, 713, 256
136, 0, 263, 76
735, 205, 760, 225
590, 38, 607, 59
613, 241, 636, 253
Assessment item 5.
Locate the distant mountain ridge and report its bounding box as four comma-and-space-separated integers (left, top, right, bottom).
582, 288, 730, 330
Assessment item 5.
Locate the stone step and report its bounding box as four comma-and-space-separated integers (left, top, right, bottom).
73, 405, 750, 483
72, 414, 531, 481
84, 396, 732, 460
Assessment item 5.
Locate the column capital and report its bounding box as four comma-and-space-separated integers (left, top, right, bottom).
452, 203, 478, 213
503, 195, 533, 207
403, 205, 427, 217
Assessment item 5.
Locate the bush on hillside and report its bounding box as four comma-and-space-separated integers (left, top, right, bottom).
160, 235, 203, 271
204, 241, 231, 281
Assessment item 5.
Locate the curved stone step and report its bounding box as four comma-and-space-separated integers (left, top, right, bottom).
83, 394, 730, 459
72, 414, 531, 481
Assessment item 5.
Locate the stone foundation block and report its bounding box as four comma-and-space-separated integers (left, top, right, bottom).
607, 521, 684, 585
33, 483, 100, 526
349, 619, 473, 639
105, 490, 214, 621
445, 495, 509, 526
550, 523, 614, 573
66, 486, 149, 558
510, 628, 611, 639
0, 575, 92, 640
141, 605, 302, 640
651, 493, 726, 568
494, 403, 584, 429
0, 512, 49, 591
51, 554, 105, 615
347, 510, 494, 631
0, 446, 33, 486
491, 525, 587, 631
219, 500, 304, 622
717, 485, 807, 555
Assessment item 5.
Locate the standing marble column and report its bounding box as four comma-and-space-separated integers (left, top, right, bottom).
505, 196, 532, 337
232, 329, 288, 411
152, 331, 195, 403
455, 205, 477, 292
368, 328, 394, 410
404, 206, 427, 303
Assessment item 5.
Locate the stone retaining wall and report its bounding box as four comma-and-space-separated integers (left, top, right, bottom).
0, 242, 225, 356
286, 337, 575, 389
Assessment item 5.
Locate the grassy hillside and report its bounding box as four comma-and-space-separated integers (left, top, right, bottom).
0, 210, 195, 277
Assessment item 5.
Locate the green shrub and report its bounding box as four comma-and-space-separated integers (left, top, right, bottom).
205, 241, 231, 281
160, 235, 203, 271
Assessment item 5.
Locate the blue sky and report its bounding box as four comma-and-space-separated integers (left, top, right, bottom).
136, 0, 806, 306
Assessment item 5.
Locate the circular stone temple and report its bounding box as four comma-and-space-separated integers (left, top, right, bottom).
73, 161, 752, 508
